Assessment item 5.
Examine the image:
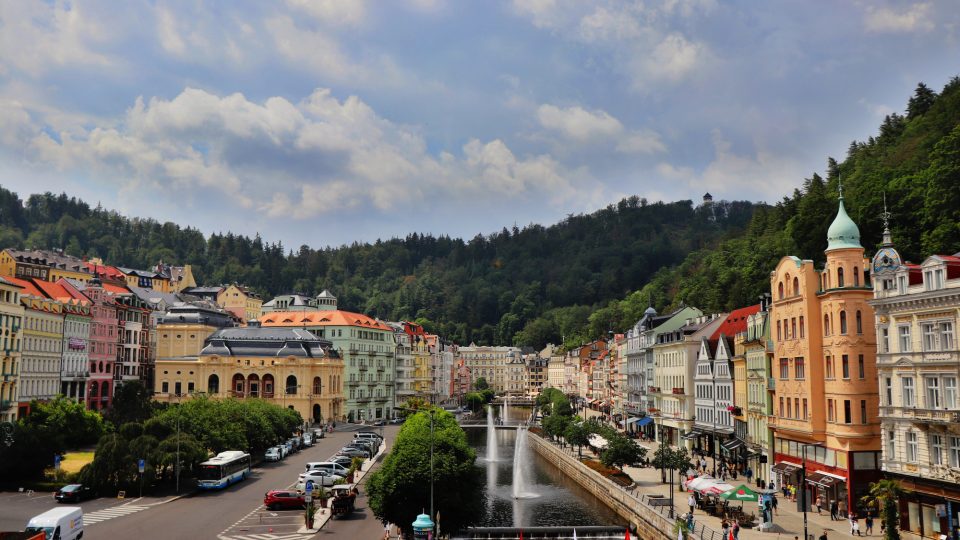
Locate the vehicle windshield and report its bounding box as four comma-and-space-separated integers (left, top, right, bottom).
197, 464, 222, 481
25, 527, 55, 540
61, 485, 79, 492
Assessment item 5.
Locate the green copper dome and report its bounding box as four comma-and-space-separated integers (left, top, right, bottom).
826, 197, 861, 250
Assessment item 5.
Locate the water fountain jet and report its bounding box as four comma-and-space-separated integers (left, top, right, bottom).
512, 426, 539, 499
486, 405, 499, 462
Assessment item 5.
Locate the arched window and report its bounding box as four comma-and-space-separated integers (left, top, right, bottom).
263, 374, 275, 398
248, 373, 260, 398
208, 374, 219, 394
837, 267, 845, 288
89, 382, 99, 397
100, 381, 109, 399
778, 282, 784, 299
313, 376, 322, 395
824, 314, 831, 336
793, 277, 799, 296
840, 311, 848, 334
856, 310, 863, 334
853, 267, 860, 287
233, 373, 245, 397
286, 375, 298, 395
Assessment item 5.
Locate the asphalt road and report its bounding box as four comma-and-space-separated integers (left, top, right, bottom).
0, 424, 398, 539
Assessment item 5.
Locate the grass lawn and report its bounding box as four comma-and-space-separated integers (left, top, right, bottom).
60, 452, 94, 474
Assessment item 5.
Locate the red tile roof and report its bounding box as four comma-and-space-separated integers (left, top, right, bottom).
102, 283, 132, 295
4, 276, 46, 298
32, 280, 88, 305
711, 304, 762, 340
260, 310, 391, 331
84, 262, 125, 280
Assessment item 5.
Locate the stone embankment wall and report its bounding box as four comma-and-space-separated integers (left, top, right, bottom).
527, 432, 674, 540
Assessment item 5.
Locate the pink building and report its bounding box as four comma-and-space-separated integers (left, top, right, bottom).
63, 279, 118, 410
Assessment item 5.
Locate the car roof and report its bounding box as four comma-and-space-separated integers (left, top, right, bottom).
268, 490, 299, 495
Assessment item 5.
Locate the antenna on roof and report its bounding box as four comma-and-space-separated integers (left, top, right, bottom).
881, 192, 891, 230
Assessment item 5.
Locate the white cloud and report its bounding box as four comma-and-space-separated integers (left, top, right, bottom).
636, 33, 706, 84
537, 104, 623, 141
510, 0, 564, 29
11, 87, 591, 221
656, 130, 803, 200
864, 2, 934, 33
578, 6, 644, 43
616, 130, 667, 154
284, 0, 368, 26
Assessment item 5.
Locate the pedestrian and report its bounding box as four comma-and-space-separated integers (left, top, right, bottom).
721, 520, 729, 537
745, 467, 753, 483
383, 521, 391, 540
830, 500, 839, 521
733, 519, 740, 539
689, 494, 696, 514
815, 495, 822, 515
819, 532, 828, 540
839, 499, 847, 519
850, 514, 861, 536
772, 495, 779, 516
686, 512, 694, 531
865, 513, 874, 535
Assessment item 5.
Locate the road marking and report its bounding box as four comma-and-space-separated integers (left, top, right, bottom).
84, 504, 150, 524
225, 534, 315, 540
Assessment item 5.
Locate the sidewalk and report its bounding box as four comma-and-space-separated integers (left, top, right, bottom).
548, 427, 868, 540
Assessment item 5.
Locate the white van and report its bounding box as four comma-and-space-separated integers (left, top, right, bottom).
304, 461, 349, 477
25, 506, 83, 540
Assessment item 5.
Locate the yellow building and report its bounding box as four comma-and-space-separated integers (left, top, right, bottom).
412, 338, 432, 397
218, 284, 263, 322
0, 277, 24, 423
0, 249, 93, 283
156, 304, 237, 361
154, 327, 344, 424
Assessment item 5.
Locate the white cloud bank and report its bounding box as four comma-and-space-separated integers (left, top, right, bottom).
11, 87, 594, 219
864, 2, 934, 33
536, 103, 666, 154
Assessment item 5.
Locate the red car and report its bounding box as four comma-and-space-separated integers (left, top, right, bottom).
264, 490, 306, 510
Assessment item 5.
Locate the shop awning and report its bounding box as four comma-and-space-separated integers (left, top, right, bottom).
811, 470, 846, 487
636, 417, 654, 427
682, 429, 703, 440
771, 461, 801, 475
721, 438, 745, 452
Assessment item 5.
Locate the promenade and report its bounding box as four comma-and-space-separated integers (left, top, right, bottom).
574, 410, 869, 540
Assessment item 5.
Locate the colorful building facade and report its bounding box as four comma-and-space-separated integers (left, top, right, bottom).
0, 277, 24, 422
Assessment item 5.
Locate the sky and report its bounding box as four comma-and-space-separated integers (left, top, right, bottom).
1, 0, 958, 249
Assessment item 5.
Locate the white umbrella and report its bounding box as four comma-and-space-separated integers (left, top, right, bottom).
685, 476, 715, 491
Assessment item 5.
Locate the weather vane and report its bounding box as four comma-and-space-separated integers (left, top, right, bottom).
881, 192, 891, 231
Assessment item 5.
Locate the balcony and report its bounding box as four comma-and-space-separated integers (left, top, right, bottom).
0, 399, 12, 411
767, 377, 775, 391
358, 364, 368, 371
671, 387, 685, 395
347, 380, 360, 387
880, 406, 960, 424
648, 386, 661, 394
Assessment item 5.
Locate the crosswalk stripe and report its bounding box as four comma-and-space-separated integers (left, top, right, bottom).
84, 504, 149, 525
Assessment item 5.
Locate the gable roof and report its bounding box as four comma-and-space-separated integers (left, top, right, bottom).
32, 279, 89, 305
3, 276, 46, 298
710, 304, 762, 341
259, 310, 391, 331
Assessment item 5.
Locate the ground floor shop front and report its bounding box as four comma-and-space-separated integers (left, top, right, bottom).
891, 473, 960, 539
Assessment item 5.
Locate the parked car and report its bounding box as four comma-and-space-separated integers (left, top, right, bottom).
305, 461, 349, 477
389, 417, 404, 424
263, 490, 306, 510
312, 428, 325, 439
264, 447, 282, 462
372, 420, 385, 426
302, 434, 313, 446
329, 456, 353, 468
295, 470, 343, 491
279, 443, 290, 458
284, 440, 297, 454
338, 446, 371, 459
54, 484, 96, 503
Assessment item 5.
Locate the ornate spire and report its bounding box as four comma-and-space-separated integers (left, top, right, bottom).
880, 192, 893, 246
826, 177, 862, 251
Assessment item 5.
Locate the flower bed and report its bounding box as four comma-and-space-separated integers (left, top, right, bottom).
581, 458, 634, 487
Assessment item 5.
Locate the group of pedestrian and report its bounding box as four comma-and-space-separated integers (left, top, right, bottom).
720, 519, 740, 539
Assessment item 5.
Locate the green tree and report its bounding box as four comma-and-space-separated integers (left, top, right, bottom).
106, 381, 155, 427
600, 435, 647, 472
464, 393, 484, 413
860, 479, 904, 540
399, 397, 431, 416
563, 422, 590, 459
542, 414, 571, 442
474, 378, 490, 391
0, 397, 105, 481
367, 409, 483, 537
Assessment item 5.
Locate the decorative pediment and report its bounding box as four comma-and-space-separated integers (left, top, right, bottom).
894, 357, 913, 367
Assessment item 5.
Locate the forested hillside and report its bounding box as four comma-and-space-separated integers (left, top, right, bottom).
2, 77, 957, 350
563, 77, 960, 348
0, 186, 757, 346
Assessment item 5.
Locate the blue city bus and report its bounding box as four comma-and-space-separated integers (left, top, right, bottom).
197, 451, 251, 490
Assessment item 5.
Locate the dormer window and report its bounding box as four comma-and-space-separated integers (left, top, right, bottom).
924, 268, 945, 291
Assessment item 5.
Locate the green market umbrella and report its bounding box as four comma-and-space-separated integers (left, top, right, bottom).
719, 484, 759, 502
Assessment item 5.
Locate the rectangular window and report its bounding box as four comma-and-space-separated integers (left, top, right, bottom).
860, 400, 867, 424
906, 432, 918, 463
795, 357, 805, 379
161, 381, 169, 393
922, 323, 937, 351
926, 377, 942, 409
951, 437, 960, 468
825, 356, 834, 379
787, 398, 792, 418
931, 434, 944, 466
945, 377, 957, 409
902, 377, 915, 407
779, 397, 784, 417
802, 398, 808, 420
779, 358, 789, 379
899, 325, 912, 352
888, 430, 896, 459
799, 316, 805, 338
828, 399, 835, 422
187, 381, 195, 394
842, 355, 850, 379
940, 321, 954, 351
791, 318, 797, 340
858, 355, 865, 379
174, 381, 182, 396
844, 400, 851, 424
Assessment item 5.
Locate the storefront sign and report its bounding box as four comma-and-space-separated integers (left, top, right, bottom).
68, 337, 87, 350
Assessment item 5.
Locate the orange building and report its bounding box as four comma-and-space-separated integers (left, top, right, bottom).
769, 191, 881, 515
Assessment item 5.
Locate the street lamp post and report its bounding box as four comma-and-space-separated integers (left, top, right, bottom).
801, 442, 823, 540
174, 393, 182, 494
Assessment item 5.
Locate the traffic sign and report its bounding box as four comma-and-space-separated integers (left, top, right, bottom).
138, 459, 145, 474
54, 455, 61, 470
305, 494, 312, 503
305, 480, 314, 493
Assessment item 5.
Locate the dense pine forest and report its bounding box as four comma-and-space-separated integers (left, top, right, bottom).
1, 77, 958, 349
